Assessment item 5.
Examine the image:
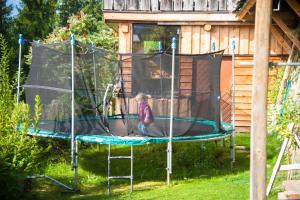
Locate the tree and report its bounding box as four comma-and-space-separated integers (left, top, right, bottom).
57, 0, 84, 27
82, 0, 103, 21
46, 11, 118, 52
14, 0, 58, 40
0, 0, 12, 37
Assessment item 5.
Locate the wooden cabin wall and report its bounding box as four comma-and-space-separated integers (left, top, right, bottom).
118, 22, 286, 132
180, 25, 286, 132
233, 56, 282, 132
180, 25, 288, 55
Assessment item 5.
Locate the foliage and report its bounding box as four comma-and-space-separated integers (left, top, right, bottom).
0, 34, 14, 119
270, 98, 300, 138
57, 0, 84, 27
0, 0, 12, 37
82, 0, 103, 21
33, 95, 43, 131
57, 0, 103, 26
268, 67, 285, 104
269, 65, 300, 139
0, 34, 45, 199
14, 0, 58, 40
45, 11, 118, 52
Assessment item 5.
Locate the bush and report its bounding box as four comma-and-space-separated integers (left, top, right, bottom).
0, 34, 45, 199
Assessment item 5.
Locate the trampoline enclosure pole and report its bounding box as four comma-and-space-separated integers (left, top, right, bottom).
70, 34, 78, 190
159, 41, 163, 97
92, 43, 98, 116
17, 34, 23, 104
167, 37, 176, 186
231, 40, 236, 167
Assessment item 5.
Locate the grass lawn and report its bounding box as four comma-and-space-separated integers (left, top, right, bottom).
30, 133, 285, 199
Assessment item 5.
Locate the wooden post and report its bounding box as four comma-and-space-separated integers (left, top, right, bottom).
250, 0, 272, 200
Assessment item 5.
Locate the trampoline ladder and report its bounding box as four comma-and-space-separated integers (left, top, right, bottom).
107, 144, 133, 194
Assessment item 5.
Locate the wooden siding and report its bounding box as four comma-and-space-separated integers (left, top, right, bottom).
233, 56, 282, 132
104, 0, 238, 12
180, 25, 286, 55
118, 22, 287, 132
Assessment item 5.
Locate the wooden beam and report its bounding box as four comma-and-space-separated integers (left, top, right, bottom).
266, 138, 290, 196
285, 0, 300, 17
280, 164, 300, 171
104, 12, 240, 22
237, 0, 256, 20
158, 21, 255, 26
251, 0, 272, 199
272, 13, 300, 50
270, 26, 292, 52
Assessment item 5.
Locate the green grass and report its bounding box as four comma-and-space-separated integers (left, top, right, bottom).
30, 133, 285, 200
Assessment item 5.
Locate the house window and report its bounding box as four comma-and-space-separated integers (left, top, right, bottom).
131, 24, 180, 96
132, 24, 180, 53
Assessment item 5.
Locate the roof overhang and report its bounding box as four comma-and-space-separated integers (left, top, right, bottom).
236, 0, 256, 21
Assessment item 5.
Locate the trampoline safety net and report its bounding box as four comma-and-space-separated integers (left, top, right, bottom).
25, 42, 226, 139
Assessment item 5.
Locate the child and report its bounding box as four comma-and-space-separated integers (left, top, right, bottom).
135, 93, 154, 135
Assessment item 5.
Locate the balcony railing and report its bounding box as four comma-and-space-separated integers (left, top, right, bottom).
103, 0, 238, 12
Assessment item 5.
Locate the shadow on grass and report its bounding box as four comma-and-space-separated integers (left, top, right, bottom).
78, 134, 251, 185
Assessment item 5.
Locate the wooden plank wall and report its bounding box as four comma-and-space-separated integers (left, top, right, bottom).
104, 0, 238, 11
180, 56, 193, 96
180, 25, 288, 55
179, 24, 287, 131
118, 23, 287, 132
234, 57, 282, 132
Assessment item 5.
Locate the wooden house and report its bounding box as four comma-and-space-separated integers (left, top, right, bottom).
103, 0, 297, 132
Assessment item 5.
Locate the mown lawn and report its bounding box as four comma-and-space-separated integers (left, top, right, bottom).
30, 133, 285, 199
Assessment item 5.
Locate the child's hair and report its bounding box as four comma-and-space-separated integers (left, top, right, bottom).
135, 93, 151, 101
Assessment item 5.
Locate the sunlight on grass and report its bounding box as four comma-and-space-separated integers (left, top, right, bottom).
31, 133, 284, 200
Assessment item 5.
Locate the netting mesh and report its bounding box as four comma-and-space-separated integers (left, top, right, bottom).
118, 52, 223, 137
25, 42, 118, 136
25, 42, 225, 138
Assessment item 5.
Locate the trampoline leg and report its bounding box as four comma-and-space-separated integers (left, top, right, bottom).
230, 134, 235, 170
130, 145, 133, 193
107, 144, 111, 195
27, 141, 79, 192
72, 140, 79, 191
27, 175, 74, 191
167, 142, 172, 186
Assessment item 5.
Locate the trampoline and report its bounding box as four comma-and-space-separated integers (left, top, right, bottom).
26, 116, 233, 145
18, 34, 235, 193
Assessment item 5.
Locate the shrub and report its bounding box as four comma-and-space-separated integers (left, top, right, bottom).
0, 34, 45, 199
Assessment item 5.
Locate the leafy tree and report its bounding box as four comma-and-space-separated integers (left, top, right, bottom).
57, 0, 84, 27
82, 0, 103, 21
0, 0, 12, 37
14, 0, 58, 40
46, 11, 118, 52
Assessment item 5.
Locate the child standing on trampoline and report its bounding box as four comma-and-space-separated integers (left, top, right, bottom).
135, 93, 154, 135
